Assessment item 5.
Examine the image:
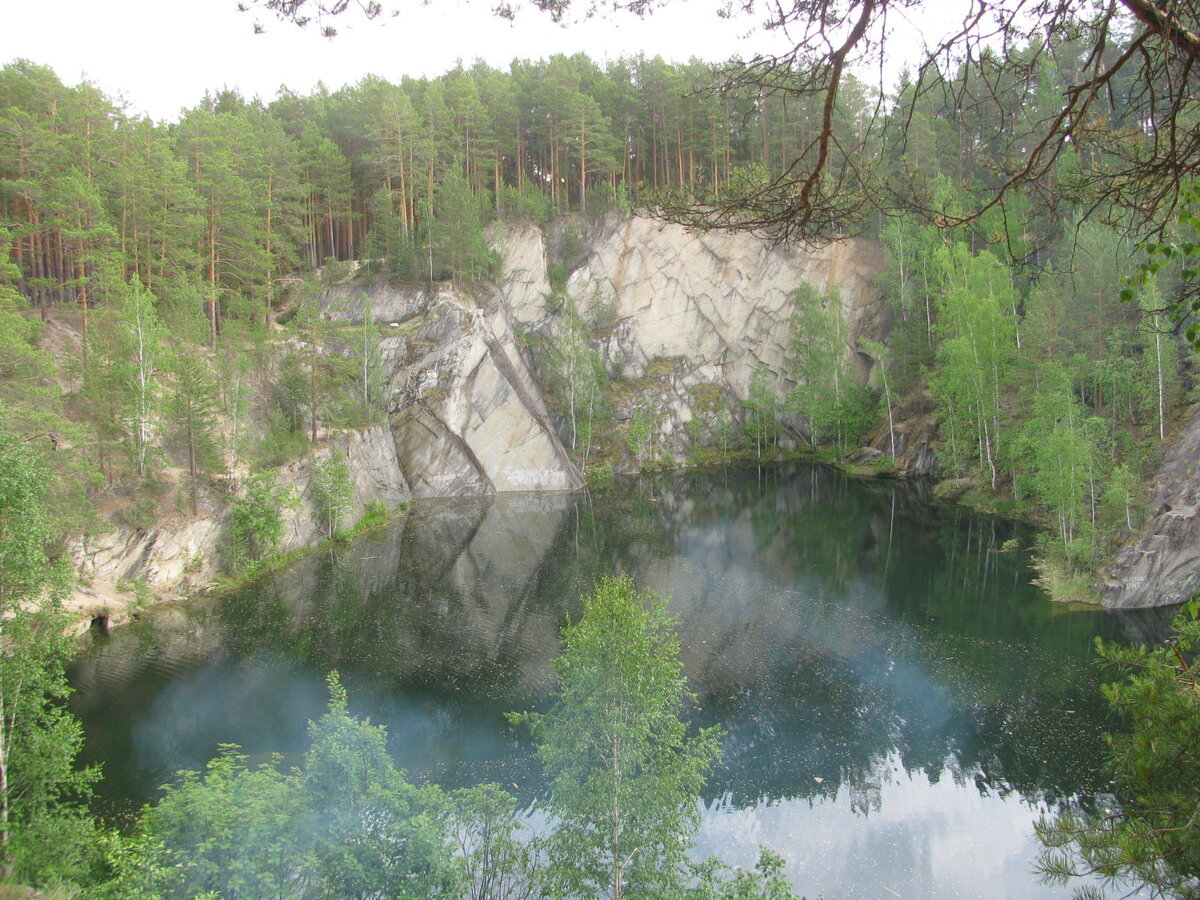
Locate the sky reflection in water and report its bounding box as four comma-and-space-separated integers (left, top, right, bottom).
71, 464, 1172, 897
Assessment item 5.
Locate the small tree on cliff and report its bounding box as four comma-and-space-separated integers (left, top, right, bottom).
511, 576, 721, 900
312, 450, 354, 539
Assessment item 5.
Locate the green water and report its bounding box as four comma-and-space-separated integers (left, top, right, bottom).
70, 464, 1171, 898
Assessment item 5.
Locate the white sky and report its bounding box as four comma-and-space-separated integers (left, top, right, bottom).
4, 0, 798, 122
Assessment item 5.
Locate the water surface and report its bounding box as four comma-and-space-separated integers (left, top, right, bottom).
71, 464, 1171, 898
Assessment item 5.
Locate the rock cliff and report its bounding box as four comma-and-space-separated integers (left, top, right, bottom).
386, 288, 584, 496
1104, 403, 1200, 609
500, 215, 889, 463
70, 215, 895, 624
70, 423, 411, 628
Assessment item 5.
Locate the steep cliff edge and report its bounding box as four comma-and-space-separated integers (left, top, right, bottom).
1104, 403, 1200, 609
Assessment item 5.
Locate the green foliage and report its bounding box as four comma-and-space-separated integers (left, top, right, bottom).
497, 181, 553, 227
587, 460, 616, 488
1015, 374, 1108, 565
545, 296, 608, 462
311, 450, 354, 539
688, 849, 799, 900
115, 576, 152, 612
145, 746, 304, 899
345, 297, 389, 426
261, 350, 311, 466
626, 404, 655, 465
136, 674, 460, 900
362, 186, 414, 278
357, 498, 390, 531
0, 234, 58, 432
927, 245, 1017, 487
446, 783, 543, 900
1036, 600, 1200, 898
169, 349, 222, 513
1123, 182, 1200, 350
511, 575, 722, 900
548, 262, 571, 296
744, 366, 780, 459
0, 422, 99, 886
299, 674, 460, 899
430, 170, 498, 281
91, 278, 169, 478
225, 473, 299, 573
786, 287, 873, 454
89, 828, 177, 900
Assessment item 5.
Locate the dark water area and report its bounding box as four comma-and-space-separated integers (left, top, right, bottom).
70, 464, 1176, 898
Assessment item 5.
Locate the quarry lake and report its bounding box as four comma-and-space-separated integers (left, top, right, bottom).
70, 463, 1172, 899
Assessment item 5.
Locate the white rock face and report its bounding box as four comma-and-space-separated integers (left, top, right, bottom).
566, 216, 887, 396
317, 282, 428, 325
391, 290, 584, 496
73, 517, 224, 597
497, 222, 553, 325
495, 214, 888, 463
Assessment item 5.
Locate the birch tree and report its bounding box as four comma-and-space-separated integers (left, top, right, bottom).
928, 246, 1017, 487
511, 576, 721, 900
114, 277, 166, 477
1139, 281, 1178, 441
548, 297, 604, 462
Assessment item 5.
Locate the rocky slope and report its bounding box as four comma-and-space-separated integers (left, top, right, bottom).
1103, 403, 1200, 609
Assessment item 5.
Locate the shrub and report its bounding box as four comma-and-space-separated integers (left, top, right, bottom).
226, 473, 299, 574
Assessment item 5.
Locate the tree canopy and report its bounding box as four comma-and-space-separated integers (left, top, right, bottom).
244, 0, 1200, 237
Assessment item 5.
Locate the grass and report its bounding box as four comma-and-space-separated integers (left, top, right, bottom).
1032, 550, 1101, 604
206, 501, 409, 599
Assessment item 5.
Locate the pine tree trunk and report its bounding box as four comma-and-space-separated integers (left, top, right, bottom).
310, 329, 319, 444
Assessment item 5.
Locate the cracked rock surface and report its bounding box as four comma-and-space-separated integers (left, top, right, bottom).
1105, 403, 1200, 609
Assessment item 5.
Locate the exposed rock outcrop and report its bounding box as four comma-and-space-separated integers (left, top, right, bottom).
68, 214, 902, 622
1104, 403, 1200, 609
507, 215, 887, 391
70, 423, 410, 630
278, 423, 413, 548
501, 214, 890, 463
387, 288, 584, 496
571, 216, 886, 390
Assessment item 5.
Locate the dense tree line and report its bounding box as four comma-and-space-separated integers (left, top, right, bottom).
4, 40, 1195, 580
0, 52, 868, 321
5, 24, 1181, 312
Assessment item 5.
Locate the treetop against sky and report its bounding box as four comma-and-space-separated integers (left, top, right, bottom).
3, 0, 783, 122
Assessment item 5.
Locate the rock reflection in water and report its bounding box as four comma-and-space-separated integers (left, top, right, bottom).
71, 463, 1163, 896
